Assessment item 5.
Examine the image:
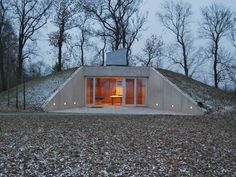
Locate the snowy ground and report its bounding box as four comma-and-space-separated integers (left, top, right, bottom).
0, 112, 235, 176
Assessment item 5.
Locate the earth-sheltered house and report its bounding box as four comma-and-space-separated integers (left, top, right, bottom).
43, 49, 204, 115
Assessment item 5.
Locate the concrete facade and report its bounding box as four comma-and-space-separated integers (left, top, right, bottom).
42, 66, 204, 115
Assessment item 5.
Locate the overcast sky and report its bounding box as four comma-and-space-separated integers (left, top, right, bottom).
37, 0, 236, 83
134, 0, 236, 48
141, 0, 236, 34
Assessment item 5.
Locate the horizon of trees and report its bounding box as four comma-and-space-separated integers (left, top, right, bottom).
0, 0, 236, 109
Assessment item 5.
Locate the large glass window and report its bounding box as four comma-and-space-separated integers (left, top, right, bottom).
86, 77, 146, 106
86, 78, 94, 105
125, 79, 135, 104
95, 78, 116, 105
136, 79, 146, 105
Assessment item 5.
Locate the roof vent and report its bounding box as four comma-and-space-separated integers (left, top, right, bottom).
106, 48, 128, 66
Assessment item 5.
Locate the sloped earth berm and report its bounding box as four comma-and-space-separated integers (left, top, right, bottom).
0, 67, 236, 113
0, 112, 235, 176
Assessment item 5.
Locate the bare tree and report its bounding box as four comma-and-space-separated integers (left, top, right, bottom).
65, 10, 93, 67
75, 12, 92, 66
97, 36, 107, 66
136, 35, 164, 67
84, 0, 146, 65
216, 48, 234, 87
0, 0, 18, 94
90, 36, 107, 66
200, 3, 233, 88
11, 0, 53, 109
0, 0, 8, 91
49, 0, 80, 72
158, 0, 193, 77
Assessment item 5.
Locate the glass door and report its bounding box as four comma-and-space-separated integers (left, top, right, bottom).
95, 78, 116, 106
136, 79, 146, 105
125, 79, 135, 105
87, 77, 146, 107
86, 78, 94, 105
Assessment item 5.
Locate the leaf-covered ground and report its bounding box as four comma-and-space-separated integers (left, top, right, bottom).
0, 113, 235, 176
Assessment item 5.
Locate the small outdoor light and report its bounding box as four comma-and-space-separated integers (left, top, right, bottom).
64, 102, 67, 105
156, 103, 159, 107
53, 103, 56, 106
172, 104, 174, 108
190, 106, 193, 109
74, 101, 77, 105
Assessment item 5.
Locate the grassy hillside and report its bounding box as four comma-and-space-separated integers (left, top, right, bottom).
0, 67, 235, 113
0, 68, 78, 111
158, 69, 236, 113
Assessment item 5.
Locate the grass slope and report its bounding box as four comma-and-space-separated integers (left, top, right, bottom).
158, 69, 236, 112
0, 67, 235, 112
0, 68, 78, 110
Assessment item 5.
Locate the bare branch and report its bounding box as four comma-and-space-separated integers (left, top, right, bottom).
200, 3, 233, 88
84, 0, 146, 64
158, 0, 192, 77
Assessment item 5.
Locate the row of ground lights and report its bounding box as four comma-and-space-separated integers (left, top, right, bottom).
53, 102, 77, 106
156, 103, 193, 110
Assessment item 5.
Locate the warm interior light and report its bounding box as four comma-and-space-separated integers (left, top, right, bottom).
116, 86, 123, 96
172, 105, 174, 108
53, 103, 56, 106
64, 102, 67, 105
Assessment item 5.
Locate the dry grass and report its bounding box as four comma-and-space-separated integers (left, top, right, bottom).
158, 69, 236, 112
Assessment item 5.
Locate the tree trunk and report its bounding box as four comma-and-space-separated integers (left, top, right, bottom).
7, 51, 10, 107
183, 50, 189, 77
101, 38, 106, 66
80, 30, 85, 66
57, 41, 62, 72
122, 28, 126, 48
57, 27, 64, 72
23, 73, 26, 110
115, 31, 119, 50
15, 84, 18, 109
146, 52, 151, 67
213, 41, 219, 88
126, 48, 130, 66
213, 58, 218, 88
102, 49, 105, 66
16, 43, 24, 109
80, 44, 84, 66
180, 38, 189, 77
0, 50, 6, 91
